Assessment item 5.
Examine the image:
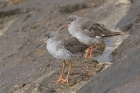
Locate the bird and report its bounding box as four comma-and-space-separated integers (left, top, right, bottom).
35, 31, 90, 84
58, 15, 121, 58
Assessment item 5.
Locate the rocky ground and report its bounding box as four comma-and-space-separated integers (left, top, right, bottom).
0, 0, 139, 93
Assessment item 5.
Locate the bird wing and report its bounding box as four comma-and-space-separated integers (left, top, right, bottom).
81, 20, 120, 37
64, 35, 89, 54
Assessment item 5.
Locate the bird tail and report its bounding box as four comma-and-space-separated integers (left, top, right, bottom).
95, 23, 124, 37
102, 31, 122, 37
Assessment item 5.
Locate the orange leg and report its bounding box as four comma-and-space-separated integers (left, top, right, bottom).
61, 60, 72, 83
89, 44, 94, 58
85, 48, 91, 58
55, 60, 66, 83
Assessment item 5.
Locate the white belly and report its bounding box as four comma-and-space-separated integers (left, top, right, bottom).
68, 23, 100, 45
47, 41, 72, 59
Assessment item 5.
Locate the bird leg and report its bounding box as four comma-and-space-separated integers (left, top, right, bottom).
55, 60, 66, 83
61, 60, 72, 83
89, 44, 94, 58
85, 48, 91, 58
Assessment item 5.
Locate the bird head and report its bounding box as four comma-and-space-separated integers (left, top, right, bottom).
58, 15, 78, 31
35, 31, 55, 49
67, 15, 78, 23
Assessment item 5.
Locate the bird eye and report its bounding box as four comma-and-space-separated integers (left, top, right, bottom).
44, 37, 49, 41
68, 20, 73, 24
70, 19, 73, 22
67, 21, 70, 24
47, 36, 50, 39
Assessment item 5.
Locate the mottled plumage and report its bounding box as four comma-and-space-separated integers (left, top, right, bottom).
65, 15, 121, 45
81, 21, 120, 38
43, 31, 90, 83
44, 31, 89, 60
58, 15, 120, 58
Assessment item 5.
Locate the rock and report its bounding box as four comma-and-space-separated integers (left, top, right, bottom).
0, 0, 139, 93
78, 0, 140, 93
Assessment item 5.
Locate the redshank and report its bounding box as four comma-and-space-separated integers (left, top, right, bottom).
59, 15, 121, 58
36, 31, 89, 84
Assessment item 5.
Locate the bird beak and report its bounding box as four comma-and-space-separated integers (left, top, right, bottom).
35, 40, 46, 49
58, 22, 69, 31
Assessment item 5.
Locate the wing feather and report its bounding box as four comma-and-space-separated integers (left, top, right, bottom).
81, 20, 120, 37
64, 36, 89, 54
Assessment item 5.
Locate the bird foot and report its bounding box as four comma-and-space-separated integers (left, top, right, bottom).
55, 78, 64, 84
89, 53, 93, 58
85, 44, 94, 58
85, 48, 91, 58
61, 78, 69, 83
55, 78, 68, 84
89, 44, 94, 58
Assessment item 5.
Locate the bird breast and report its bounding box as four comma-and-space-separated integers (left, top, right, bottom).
68, 22, 100, 45
46, 39, 73, 59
